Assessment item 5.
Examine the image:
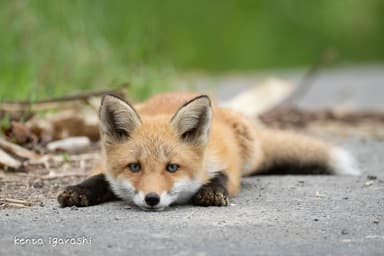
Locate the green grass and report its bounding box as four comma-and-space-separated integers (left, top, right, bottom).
1, 0, 383, 101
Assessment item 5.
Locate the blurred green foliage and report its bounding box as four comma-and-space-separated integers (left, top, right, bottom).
1, 0, 383, 100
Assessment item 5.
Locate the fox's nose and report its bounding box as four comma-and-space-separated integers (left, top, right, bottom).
145, 192, 160, 207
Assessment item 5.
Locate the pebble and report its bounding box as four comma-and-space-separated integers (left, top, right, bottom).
367, 175, 377, 180
32, 180, 44, 188
47, 137, 91, 154
70, 206, 78, 211
364, 180, 374, 187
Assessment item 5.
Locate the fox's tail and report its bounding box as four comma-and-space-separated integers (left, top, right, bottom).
254, 129, 360, 176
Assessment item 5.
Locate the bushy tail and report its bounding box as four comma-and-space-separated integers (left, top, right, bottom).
254, 130, 360, 176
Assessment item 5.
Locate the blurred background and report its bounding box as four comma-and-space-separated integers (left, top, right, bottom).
1, 0, 383, 101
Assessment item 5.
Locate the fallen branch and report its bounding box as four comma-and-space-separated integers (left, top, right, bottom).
4, 198, 29, 204
0, 85, 128, 112
1, 203, 28, 208
270, 49, 337, 110
41, 172, 88, 180
26, 152, 99, 166
1, 198, 32, 207
0, 149, 21, 169
0, 137, 39, 160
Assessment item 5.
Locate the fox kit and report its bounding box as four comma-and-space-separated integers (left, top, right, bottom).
58, 92, 360, 211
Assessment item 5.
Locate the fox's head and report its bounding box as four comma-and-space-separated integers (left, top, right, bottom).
98, 94, 212, 211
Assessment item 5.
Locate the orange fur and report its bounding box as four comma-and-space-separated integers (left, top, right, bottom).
100, 92, 353, 199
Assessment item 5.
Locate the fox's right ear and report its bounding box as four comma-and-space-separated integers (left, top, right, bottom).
171, 95, 212, 145
98, 94, 141, 144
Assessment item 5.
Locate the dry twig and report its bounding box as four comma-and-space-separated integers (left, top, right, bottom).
0, 149, 21, 168
0, 198, 32, 208
0, 85, 128, 112
0, 137, 39, 160
269, 49, 337, 109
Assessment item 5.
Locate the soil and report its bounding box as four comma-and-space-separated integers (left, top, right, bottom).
0, 153, 95, 209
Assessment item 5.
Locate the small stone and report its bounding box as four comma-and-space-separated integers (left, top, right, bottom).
70, 206, 78, 211
315, 191, 326, 198
32, 180, 44, 188
298, 180, 304, 184
124, 206, 131, 209
373, 220, 379, 224
5, 213, 9, 216
313, 218, 319, 222
341, 229, 348, 235
343, 196, 349, 200
39, 202, 44, 207
363, 181, 374, 187
47, 137, 91, 154
367, 175, 377, 180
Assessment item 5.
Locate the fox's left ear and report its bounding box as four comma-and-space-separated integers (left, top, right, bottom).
170, 95, 212, 145
99, 94, 142, 144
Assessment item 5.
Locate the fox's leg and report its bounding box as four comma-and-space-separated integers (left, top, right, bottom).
57, 174, 118, 207
191, 172, 230, 206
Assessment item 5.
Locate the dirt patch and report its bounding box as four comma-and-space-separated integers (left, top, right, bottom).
0, 153, 96, 209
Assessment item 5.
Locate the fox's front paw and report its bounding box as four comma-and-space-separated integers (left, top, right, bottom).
57, 185, 93, 207
192, 184, 229, 206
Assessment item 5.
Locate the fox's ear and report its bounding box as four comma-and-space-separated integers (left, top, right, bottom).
99, 94, 141, 144
170, 95, 212, 145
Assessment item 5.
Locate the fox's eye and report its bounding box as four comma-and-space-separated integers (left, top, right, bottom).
127, 163, 141, 172
166, 163, 179, 173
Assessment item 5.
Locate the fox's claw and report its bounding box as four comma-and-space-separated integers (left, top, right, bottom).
57, 185, 92, 207
192, 184, 229, 206
57, 174, 118, 208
